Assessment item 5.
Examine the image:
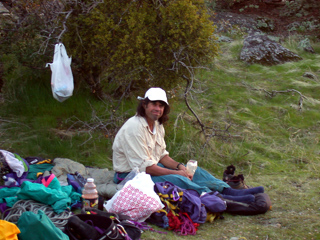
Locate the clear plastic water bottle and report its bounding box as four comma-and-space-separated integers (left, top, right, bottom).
3, 176, 19, 186
82, 178, 98, 209
186, 160, 198, 176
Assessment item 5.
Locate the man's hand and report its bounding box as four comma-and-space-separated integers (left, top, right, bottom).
147, 155, 194, 180
146, 164, 193, 180
176, 163, 193, 180
176, 169, 193, 181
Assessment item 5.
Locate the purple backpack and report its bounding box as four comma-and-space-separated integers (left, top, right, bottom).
67, 172, 87, 194
153, 181, 207, 224
200, 191, 227, 213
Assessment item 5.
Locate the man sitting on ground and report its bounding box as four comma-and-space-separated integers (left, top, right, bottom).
112, 87, 264, 202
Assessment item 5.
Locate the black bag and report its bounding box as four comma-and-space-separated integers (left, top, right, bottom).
65, 214, 117, 240
81, 207, 131, 221
65, 213, 141, 240
224, 193, 272, 215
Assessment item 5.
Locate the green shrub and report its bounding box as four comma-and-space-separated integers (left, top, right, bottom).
63, 0, 219, 98
1, 0, 218, 100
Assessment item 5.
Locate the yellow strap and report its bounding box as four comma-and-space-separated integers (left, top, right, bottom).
161, 199, 178, 210
158, 191, 183, 201
36, 159, 52, 164
206, 212, 219, 223
158, 209, 168, 215
160, 196, 176, 206
159, 193, 170, 199
167, 201, 178, 210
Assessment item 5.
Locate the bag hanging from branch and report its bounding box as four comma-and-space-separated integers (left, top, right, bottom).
46, 43, 74, 102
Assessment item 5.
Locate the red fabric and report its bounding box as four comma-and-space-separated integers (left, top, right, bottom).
167, 211, 181, 231
167, 211, 199, 235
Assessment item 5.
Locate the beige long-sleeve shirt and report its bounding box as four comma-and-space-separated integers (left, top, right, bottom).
112, 115, 169, 173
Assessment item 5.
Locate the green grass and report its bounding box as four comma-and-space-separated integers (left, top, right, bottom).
1, 35, 320, 239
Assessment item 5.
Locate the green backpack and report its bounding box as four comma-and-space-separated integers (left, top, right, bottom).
17, 210, 69, 240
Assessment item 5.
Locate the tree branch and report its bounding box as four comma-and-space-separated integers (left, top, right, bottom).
56, 10, 73, 43
242, 82, 307, 111
181, 74, 205, 133
170, 48, 239, 151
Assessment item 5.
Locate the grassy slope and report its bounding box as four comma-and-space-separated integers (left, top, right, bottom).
143, 37, 320, 240
1, 36, 320, 239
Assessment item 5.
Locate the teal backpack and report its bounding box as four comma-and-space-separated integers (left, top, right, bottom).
17, 210, 69, 240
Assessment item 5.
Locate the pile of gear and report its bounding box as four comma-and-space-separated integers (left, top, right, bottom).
0, 149, 272, 240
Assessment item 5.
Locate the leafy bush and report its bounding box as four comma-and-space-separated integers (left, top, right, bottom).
63, 0, 219, 99
1, 0, 218, 100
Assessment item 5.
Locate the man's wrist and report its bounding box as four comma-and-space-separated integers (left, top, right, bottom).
176, 162, 184, 170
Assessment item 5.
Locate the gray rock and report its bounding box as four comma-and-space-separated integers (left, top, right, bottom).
52, 158, 120, 199
266, 35, 281, 43
298, 38, 315, 54
212, 12, 278, 35
212, 12, 259, 34
240, 33, 302, 65
216, 35, 233, 43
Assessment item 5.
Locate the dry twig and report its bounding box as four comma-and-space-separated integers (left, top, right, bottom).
65, 101, 122, 146
242, 82, 307, 111
170, 48, 238, 151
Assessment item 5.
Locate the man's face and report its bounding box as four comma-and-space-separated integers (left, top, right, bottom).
144, 101, 165, 122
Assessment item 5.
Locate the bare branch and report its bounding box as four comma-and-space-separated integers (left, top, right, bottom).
0, 117, 31, 129
113, 80, 133, 112
169, 48, 240, 151
56, 10, 73, 43
170, 47, 206, 133
9, 0, 104, 54
173, 113, 185, 143
182, 74, 206, 133
242, 82, 307, 111
65, 100, 123, 146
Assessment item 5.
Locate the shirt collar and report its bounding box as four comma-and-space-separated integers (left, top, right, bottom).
138, 116, 157, 135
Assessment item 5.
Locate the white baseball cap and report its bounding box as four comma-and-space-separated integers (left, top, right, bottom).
137, 87, 169, 105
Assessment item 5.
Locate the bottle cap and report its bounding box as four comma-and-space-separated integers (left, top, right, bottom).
87, 178, 94, 183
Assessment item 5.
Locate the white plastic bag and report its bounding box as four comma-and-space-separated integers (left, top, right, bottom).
104, 172, 164, 222
118, 167, 140, 188
46, 43, 74, 102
